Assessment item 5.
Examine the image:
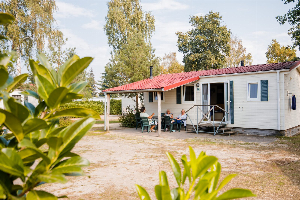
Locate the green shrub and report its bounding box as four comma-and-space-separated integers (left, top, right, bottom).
110, 99, 122, 115
59, 117, 73, 127
60, 99, 122, 116
119, 106, 136, 128
136, 146, 255, 200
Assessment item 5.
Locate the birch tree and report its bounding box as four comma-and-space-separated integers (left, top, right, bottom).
103, 0, 160, 88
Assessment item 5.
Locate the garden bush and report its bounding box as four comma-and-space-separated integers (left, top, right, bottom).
60, 99, 122, 116
119, 106, 136, 128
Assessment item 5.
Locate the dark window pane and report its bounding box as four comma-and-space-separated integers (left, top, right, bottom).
185, 86, 194, 101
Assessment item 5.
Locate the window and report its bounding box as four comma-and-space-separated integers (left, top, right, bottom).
183, 85, 195, 102
12, 95, 22, 103
154, 92, 164, 101
149, 92, 164, 103
247, 82, 259, 101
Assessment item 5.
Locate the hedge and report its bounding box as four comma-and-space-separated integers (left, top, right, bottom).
60, 99, 122, 116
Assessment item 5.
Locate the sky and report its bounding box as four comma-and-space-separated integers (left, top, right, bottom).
54, 0, 297, 81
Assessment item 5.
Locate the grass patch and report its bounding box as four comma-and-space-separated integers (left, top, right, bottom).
95, 120, 120, 124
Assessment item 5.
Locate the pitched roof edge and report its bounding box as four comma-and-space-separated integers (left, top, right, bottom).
163, 76, 200, 91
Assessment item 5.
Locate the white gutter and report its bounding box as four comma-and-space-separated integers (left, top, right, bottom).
277, 71, 280, 130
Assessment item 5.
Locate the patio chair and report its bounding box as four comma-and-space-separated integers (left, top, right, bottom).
164, 116, 173, 132
174, 119, 184, 132
140, 117, 151, 133
135, 113, 142, 130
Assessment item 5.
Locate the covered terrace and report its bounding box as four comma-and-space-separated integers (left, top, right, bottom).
102, 68, 202, 136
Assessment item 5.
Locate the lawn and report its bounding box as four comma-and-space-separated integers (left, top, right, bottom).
43, 128, 300, 200
95, 120, 120, 124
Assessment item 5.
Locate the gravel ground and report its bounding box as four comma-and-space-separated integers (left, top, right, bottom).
42, 126, 300, 200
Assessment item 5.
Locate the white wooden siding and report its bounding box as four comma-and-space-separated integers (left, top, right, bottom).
198, 73, 278, 129
143, 70, 300, 130
283, 69, 300, 130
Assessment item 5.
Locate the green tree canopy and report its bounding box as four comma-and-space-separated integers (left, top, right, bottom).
266, 39, 296, 63
176, 11, 231, 72
276, 0, 300, 50
103, 0, 160, 89
0, 0, 73, 74
226, 36, 252, 67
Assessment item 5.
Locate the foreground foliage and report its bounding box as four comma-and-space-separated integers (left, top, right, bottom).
136, 147, 255, 200
0, 13, 98, 200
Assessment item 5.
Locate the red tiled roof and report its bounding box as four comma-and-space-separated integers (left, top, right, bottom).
103, 61, 300, 93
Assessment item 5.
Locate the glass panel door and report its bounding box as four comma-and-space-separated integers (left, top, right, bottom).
224, 82, 229, 122
202, 84, 208, 119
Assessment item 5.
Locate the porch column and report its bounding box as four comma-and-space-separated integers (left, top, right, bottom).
157, 92, 161, 137
106, 93, 110, 131
136, 94, 139, 112
104, 93, 107, 131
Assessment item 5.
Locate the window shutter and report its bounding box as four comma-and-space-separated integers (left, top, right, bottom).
176, 87, 181, 104
230, 81, 234, 124
261, 80, 268, 101
161, 92, 164, 100
149, 92, 153, 102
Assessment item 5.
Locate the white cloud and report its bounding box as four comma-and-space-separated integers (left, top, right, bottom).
60, 28, 110, 77
142, 0, 189, 11
240, 31, 298, 65
55, 1, 95, 18
82, 20, 102, 30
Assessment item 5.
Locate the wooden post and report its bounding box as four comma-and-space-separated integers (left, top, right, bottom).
136, 94, 139, 112
157, 92, 161, 137
106, 93, 110, 131
104, 93, 107, 131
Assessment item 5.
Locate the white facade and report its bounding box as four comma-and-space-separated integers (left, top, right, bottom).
144, 69, 300, 131
0, 90, 39, 109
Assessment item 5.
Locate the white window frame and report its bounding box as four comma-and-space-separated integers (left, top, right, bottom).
182, 84, 196, 104
247, 81, 260, 101
153, 92, 165, 102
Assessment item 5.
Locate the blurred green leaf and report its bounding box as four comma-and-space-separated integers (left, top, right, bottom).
22, 90, 39, 100
216, 189, 256, 200
47, 87, 69, 109
0, 148, 24, 178
7, 98, 29, 123
135, 185, 151, 200
0, 113, 5, 125
68, 81, 87, 93
61, 93, 83, 104
0, 68, 8, 87
0, 13, 15, 25
35, 74, 55, 102
166, 152, 181, 187
196, 156, 218, 178
37, 173, 67, 184
57, 54, 79, 84
48, 108, 100, 120
58, 117, 95, 158
18, 139, 51, 165
60, 57, 93, 86
23, 118, 48, 135
6, 74, 28, 92
37, 53, 57, 84
24, 101, 35, 116
30, 60, 54, 85
26, 190, 57, 200
0, 109, 24, 141
34, 101, 46, 118
52, 156, 89, 175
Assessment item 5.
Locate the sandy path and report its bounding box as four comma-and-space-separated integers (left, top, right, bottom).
42, 128, 300, 200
